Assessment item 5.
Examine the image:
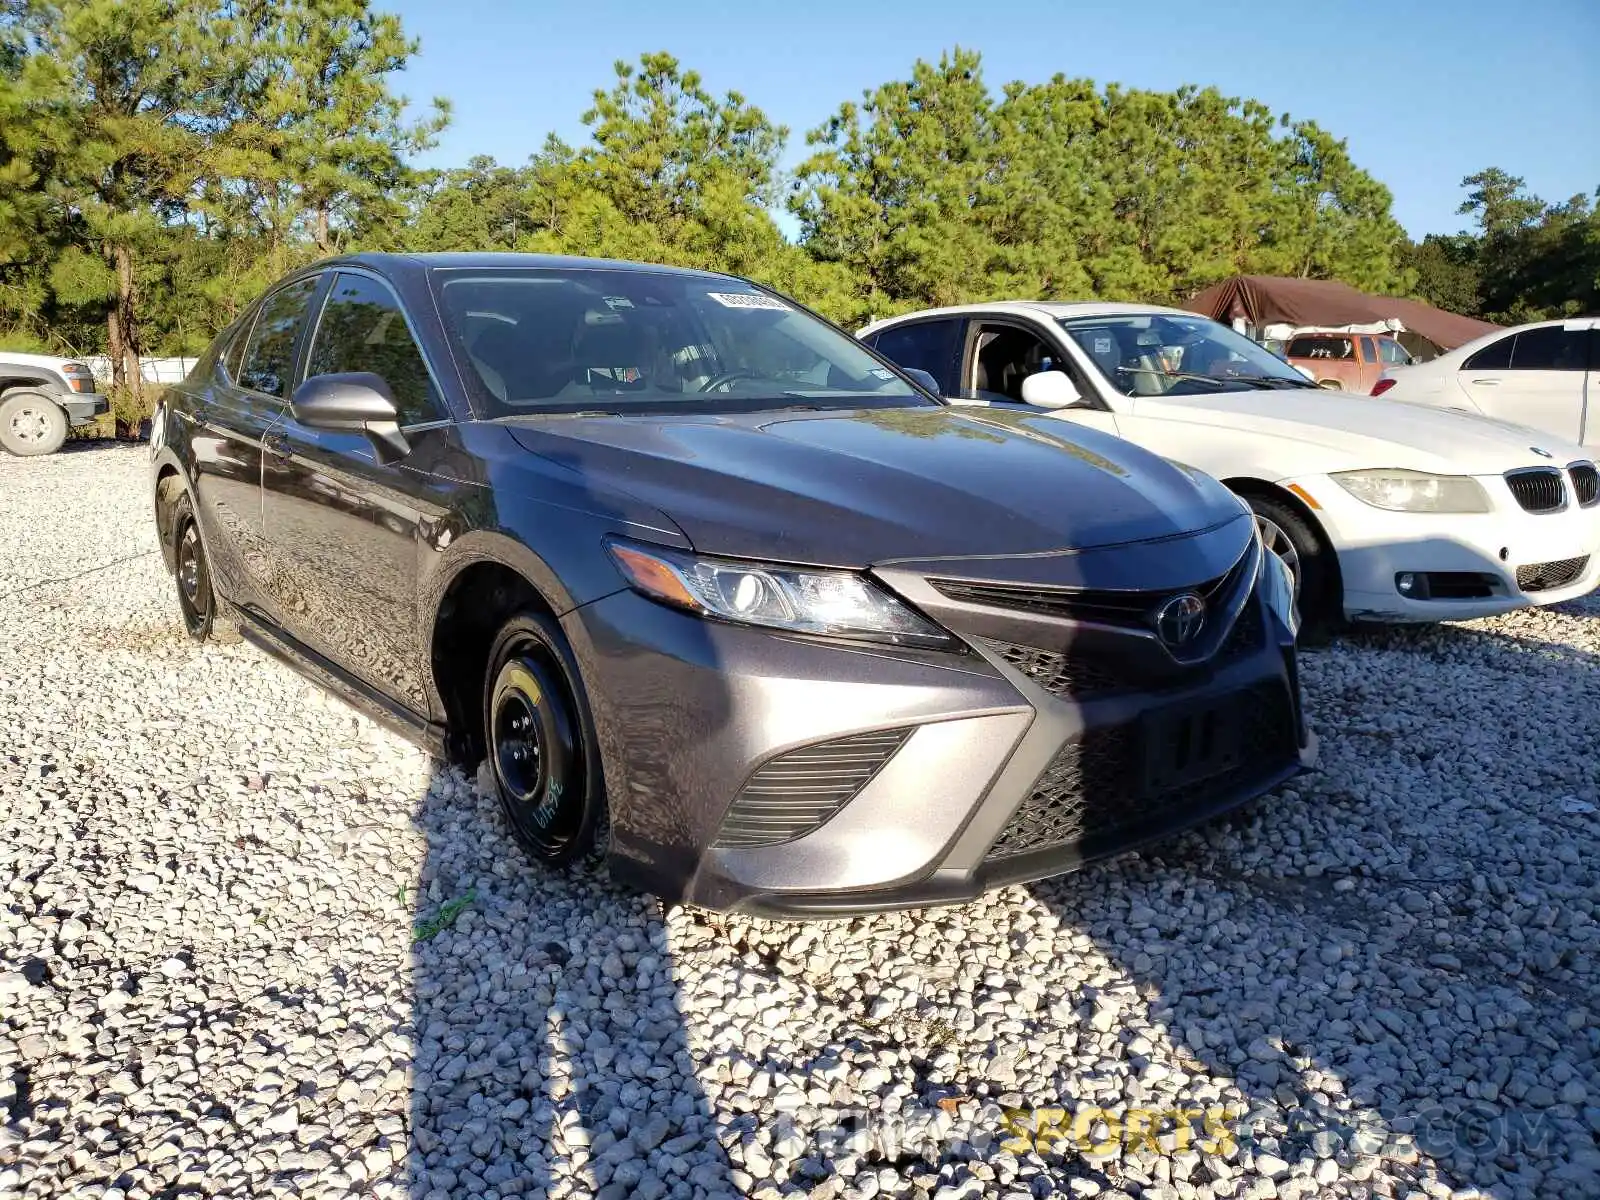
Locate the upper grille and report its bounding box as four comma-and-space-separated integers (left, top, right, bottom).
1572, 463, 1599, 508
929, 543, 1251, 632
1505, 467, 1566, 513
1516, 556, 1589, 593
984, 684, 1297, 862
714, 728, 912, 849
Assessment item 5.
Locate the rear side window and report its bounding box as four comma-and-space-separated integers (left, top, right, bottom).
1507, 325, 1587, 371
306, 272, 445, 426
1286, 336, 1355, 360
238, 277, 319, 398
221, 317, 253, 381
870, 320, 960, 388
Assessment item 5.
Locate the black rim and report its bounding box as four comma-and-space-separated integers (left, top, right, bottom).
490, 641, 587, 860
175, 519, 211, 633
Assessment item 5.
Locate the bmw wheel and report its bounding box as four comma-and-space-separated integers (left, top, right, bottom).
483, 612, 608, 867
1245, 494, 1337, 633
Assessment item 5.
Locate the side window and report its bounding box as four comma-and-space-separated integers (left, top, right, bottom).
870, 320, 959, 389
970, 324, 1060, 404
220, 314, 255, 382
238, 277, 319, 398
1507, 325, 1587, 371
1376, 338, 1410, 364
1286, 336, 1354, 360
1358, 336, 1378, 362
1464, 334, 1514, 371
306, 272, 445, 425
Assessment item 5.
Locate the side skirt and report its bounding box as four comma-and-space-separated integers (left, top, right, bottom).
233, 606, 451, 760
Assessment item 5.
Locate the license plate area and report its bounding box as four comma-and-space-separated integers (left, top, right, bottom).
1142, 697, 1245, 794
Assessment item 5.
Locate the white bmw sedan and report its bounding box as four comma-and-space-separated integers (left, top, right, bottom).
860, 302, 1600, 627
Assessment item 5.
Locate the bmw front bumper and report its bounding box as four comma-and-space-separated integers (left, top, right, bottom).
564, 527, 1314, 918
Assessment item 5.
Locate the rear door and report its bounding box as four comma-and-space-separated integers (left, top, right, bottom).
1457, 323, 1590, 444
258, 268, 454, 714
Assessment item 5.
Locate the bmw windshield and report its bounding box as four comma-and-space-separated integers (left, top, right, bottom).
1058, 313, 1318, 397
434, 267, 933, 417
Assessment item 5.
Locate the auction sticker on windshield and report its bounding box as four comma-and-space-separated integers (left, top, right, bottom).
708, 292, 790, 311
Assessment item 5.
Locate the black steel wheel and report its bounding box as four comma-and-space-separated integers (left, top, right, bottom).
483, 612, 607, 866
171, 494, 215, 641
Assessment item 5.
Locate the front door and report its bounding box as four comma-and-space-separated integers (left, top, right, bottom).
956, 319, 1123, 438
1457, 323, 1590, 445
258, 269, 454, 715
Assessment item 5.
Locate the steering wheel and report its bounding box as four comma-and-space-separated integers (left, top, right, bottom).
697, 369, 763, 394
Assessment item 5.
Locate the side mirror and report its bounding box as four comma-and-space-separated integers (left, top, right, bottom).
291, 372, 409, 463
901, 367, 940, 396
1019, 370, 1085, 410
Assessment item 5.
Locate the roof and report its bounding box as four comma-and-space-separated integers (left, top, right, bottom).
859, 300, 1192, 334
1183, 275, 1499, 351
328, 251, 734, 279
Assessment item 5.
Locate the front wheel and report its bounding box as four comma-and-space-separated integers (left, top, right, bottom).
0, 392, 68, 456
1246, 495, 1338, 634
483, 612, 608, 867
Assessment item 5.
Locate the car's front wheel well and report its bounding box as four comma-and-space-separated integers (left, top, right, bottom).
1222, 477, 1344, 604
430, 562, 556, 766
154, 467, 184, 570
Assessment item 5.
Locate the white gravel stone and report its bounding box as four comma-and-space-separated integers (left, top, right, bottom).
2, 443, 1597, 1200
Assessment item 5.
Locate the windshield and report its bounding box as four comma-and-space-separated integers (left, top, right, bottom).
1058, 313, 1317, 397
433, 267, 930, 417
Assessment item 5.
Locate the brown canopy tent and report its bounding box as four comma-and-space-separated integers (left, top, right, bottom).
1184, 275, 1499, 358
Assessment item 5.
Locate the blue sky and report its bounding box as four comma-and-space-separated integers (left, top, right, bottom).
387, 0, 1599, 240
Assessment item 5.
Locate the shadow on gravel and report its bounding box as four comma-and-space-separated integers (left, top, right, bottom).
403, 771, 735, 1200
1031, 619, 1600, 1198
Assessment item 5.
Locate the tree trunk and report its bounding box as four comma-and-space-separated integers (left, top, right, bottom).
315, 206, 330, 255
112, 243, 143, 399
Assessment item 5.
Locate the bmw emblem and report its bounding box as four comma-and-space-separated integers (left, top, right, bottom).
1530, 447, 1554, 458
1153, 593, 1207, 649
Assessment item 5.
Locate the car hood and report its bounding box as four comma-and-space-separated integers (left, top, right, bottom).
1136, 388, 1585, 474
505, 405, 1247, 569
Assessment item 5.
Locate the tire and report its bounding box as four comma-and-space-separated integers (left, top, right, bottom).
0, 391, 68, 456
1244, 494, 1339, 633
171, 494, 218, 641
483, 611, 609, 868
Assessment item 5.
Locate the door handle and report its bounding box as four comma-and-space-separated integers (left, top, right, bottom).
263, 432, 290, 460
1470, 378, 1500, 386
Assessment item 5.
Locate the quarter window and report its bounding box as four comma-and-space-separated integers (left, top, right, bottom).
1376, 338, 1411, 364
238, 277, 319, 398
1463, 334, 1514, 371
307, 273, 445, 425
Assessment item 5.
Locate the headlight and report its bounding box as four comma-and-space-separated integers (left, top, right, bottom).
1330, 469, 1491, 513
607, 540, 954, 649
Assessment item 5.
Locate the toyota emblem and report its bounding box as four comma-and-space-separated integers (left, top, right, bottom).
1153, 593, 1206, 648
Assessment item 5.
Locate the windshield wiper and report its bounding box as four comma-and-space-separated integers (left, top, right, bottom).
1223, 375, 1320, 390
1115, 366, 1316, 390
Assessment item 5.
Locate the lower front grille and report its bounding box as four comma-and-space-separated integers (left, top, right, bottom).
982, 639, 1126, 699
1506, 467, 1567, 513
984, 684, 1296, 861
714, 728, 912, 849
1516, 555, 1590, 593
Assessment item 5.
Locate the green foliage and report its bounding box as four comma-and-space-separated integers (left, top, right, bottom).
4, 23, 1585, 365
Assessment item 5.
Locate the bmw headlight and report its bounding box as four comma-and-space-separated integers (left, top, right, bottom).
608, 540, 954, 649
1330, 469, 1490, 513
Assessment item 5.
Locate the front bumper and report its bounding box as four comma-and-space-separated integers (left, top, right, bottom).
1284, 472, 1600, 622
61, 393, 109, 426
566, 561, 1312, 918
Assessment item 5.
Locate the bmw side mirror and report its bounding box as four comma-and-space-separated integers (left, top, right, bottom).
902, 367, 940, 396
1019, 370, 1084, 410
291, 372, 409, 464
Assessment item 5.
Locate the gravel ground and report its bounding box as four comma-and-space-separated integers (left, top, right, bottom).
1, 443, 1597, 1200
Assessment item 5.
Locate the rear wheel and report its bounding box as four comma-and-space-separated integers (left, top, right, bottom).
1244, 494, 1338, 633
171, 494, 216, 641
483, 612, 608, 867
0, 391, 68, 456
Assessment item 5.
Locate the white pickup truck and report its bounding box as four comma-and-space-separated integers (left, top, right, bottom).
0, 351, 110, 456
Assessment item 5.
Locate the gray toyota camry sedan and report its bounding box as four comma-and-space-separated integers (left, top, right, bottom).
150, 253, 1313, 916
